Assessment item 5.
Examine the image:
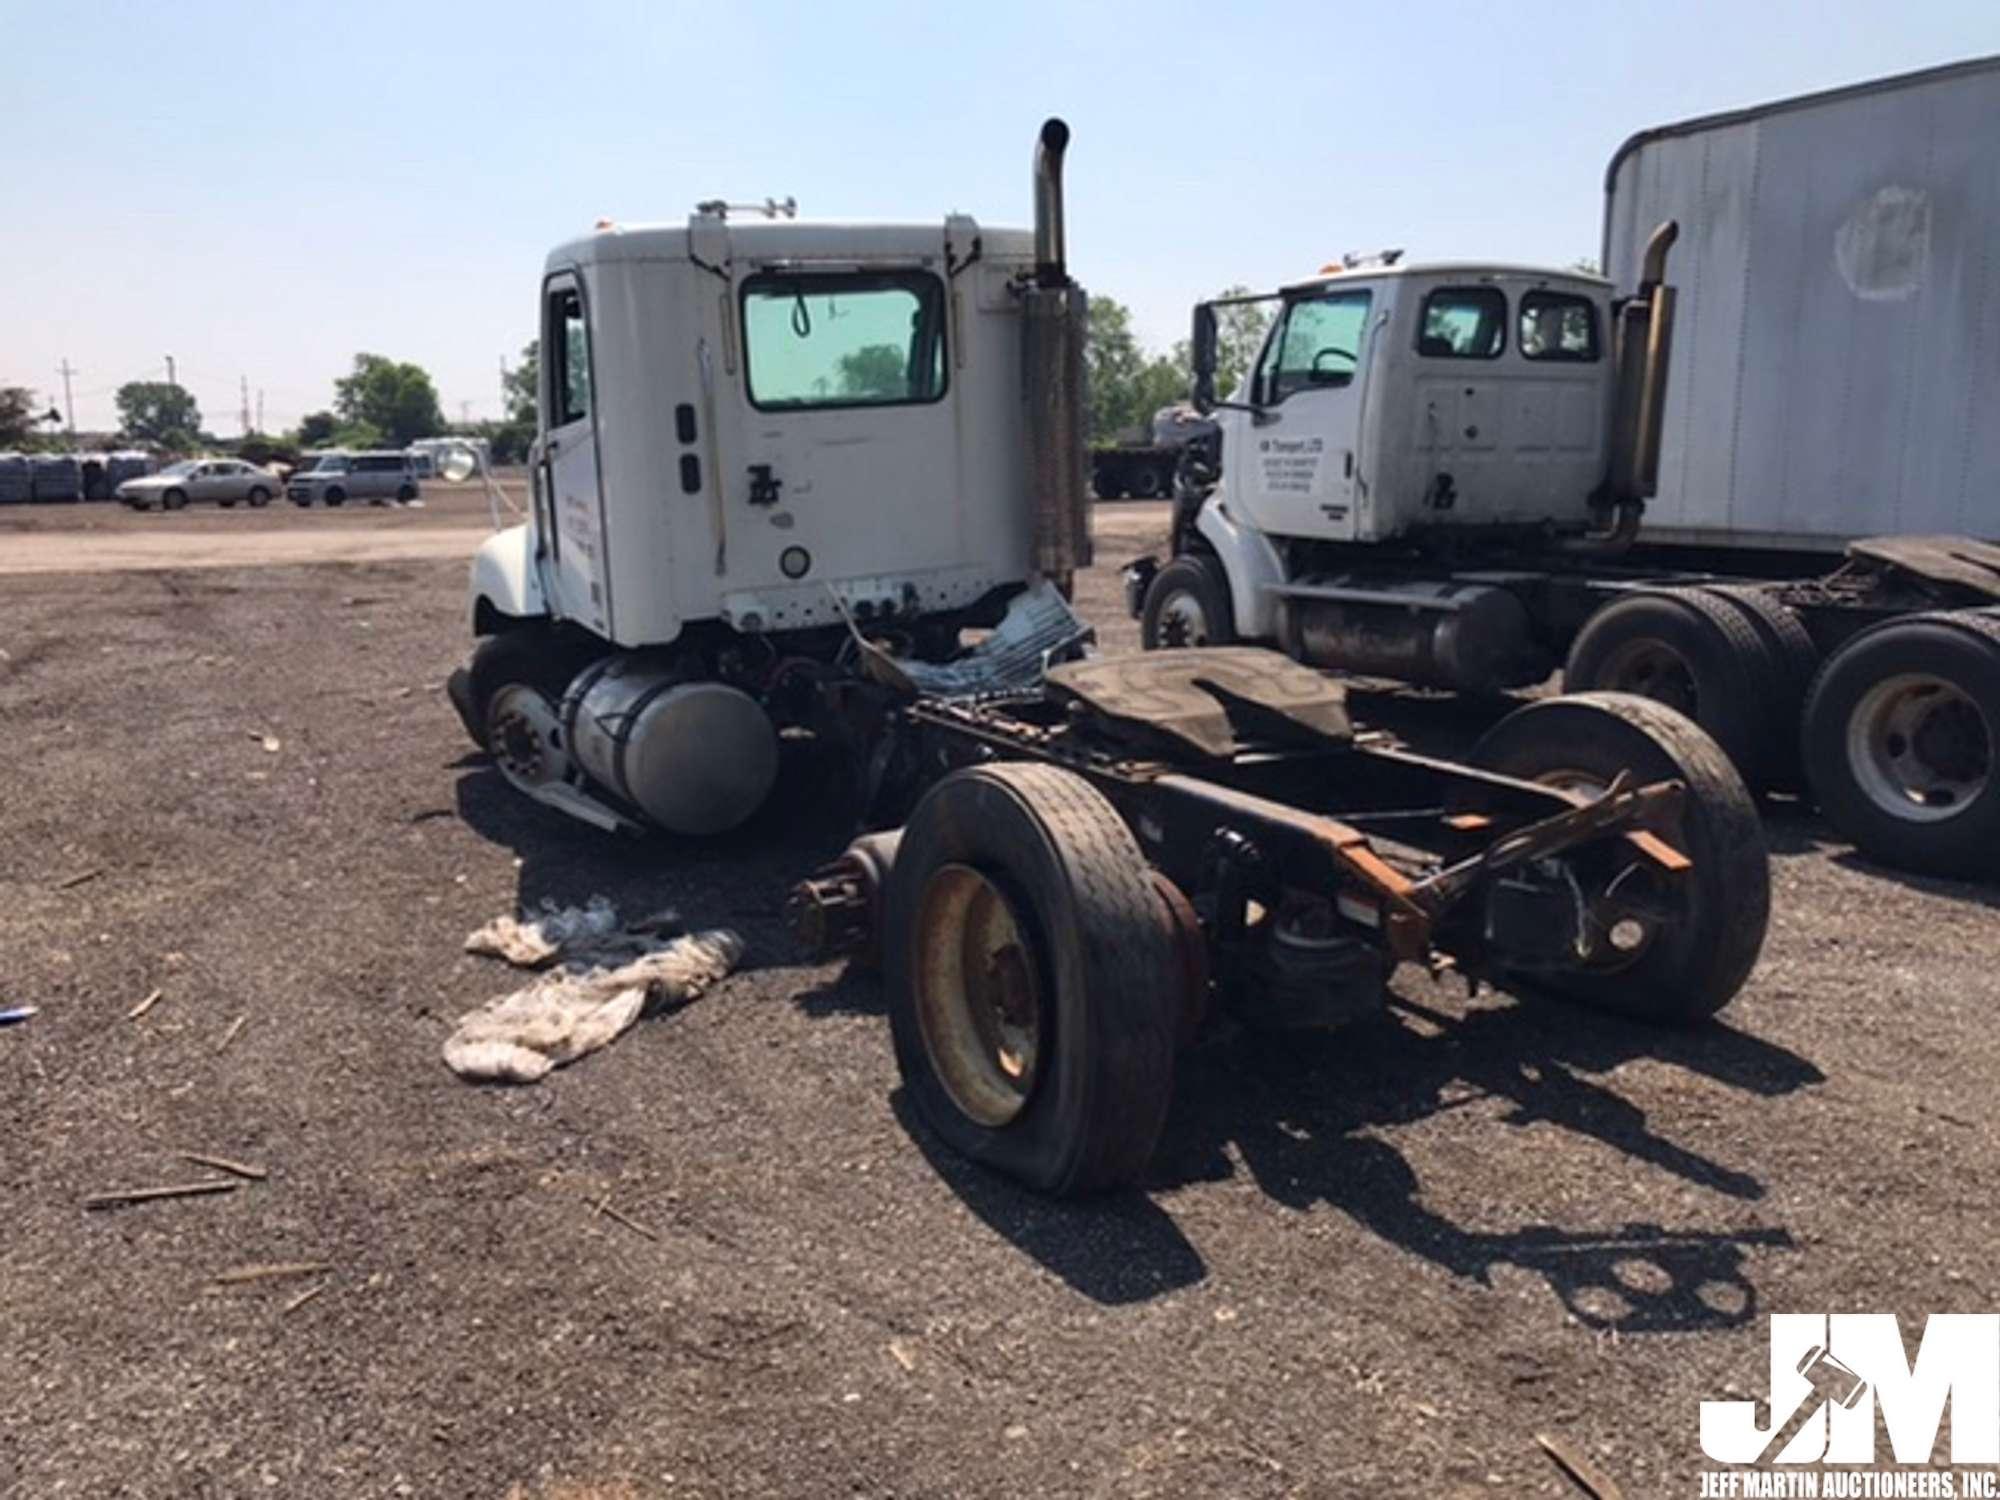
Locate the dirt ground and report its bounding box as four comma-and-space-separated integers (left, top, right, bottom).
3, 494, 1997, 1498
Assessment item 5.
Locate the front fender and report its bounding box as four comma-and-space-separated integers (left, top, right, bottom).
1195, 500, 1287, 639
470, 524, 547, 633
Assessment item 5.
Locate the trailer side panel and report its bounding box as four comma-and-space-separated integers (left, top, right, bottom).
1605, 57, 2000, 552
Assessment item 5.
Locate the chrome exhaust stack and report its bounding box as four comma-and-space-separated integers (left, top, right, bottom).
1023, 117, 1089, 581
1575, 219, 1678, 555
1033, 118, 1070, 288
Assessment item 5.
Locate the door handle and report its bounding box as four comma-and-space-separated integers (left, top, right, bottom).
747, 464, 783, 507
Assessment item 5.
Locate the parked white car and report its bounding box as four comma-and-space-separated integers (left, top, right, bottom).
118, 459, 279, 511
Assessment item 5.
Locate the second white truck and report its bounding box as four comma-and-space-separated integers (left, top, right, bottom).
1129, 58, 2000, 881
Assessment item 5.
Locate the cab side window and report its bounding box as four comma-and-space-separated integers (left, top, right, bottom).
1417, 287, 1506, 358
547, 284, 591, 427
1255, 289, 1373, 404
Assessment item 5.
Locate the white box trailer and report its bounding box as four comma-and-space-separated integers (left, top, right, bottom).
1603, 55, 2000, 553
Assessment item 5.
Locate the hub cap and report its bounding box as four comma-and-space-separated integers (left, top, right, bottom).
487, 684, 570, 792
1156, 589, 1211, 649
1848, 672, 1992, 822
1598, 639, 1699, 718
913, 864, 1043, 1128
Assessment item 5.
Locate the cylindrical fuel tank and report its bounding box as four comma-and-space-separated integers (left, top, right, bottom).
1280, 578, 1553, 693
561, 657, 779, 835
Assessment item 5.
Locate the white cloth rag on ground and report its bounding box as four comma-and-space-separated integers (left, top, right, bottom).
446, 900, 744, 1084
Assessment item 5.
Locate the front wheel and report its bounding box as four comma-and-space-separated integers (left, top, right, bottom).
162, 488, 188, 511
1471, 692, 1769, 1023
1802, 610, 2000, 878
459, 626, 600, 751
884, 763, 1181, 1197
1139, 553, 1236, 651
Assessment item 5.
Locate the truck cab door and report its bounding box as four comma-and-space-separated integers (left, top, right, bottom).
1230, 286, 1375, 542
540, 271, 611, 636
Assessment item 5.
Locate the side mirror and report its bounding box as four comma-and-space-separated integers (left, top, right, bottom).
1190, 303, 1219, 413
437, 443, 480, 483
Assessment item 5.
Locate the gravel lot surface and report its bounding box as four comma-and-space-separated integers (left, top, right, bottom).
3, 494, 1996, 1498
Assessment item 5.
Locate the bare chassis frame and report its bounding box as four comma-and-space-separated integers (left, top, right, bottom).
800, 688, 1692, 997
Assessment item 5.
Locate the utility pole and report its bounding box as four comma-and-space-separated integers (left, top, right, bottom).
499, 355, 509, 415
460, 400, 472, 425
56, 359, 76, 437
256, 390, 265, 433
165, 354, 177, 389
240, 375, 251, 436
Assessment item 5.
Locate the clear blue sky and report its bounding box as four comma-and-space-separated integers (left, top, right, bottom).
4, 0, 1994, 436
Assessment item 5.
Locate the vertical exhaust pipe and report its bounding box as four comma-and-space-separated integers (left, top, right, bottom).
1033, 118, 1070, 288
1575, 219, 1678, 554
1023, 118, 1089, 581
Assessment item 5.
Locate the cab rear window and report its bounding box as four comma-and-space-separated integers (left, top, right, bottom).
1519, 291, 1601, 361
1416, 287, 1506, 358
740, 271, 947, 411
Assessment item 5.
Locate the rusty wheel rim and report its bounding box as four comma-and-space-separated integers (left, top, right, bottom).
913, 863, 1043, 1128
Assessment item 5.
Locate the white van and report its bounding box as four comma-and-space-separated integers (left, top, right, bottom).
287, 451, 420, 507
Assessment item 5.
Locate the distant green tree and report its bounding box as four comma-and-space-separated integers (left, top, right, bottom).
333, 419, 387, 451
492, 340, 539, 463
504, 341, 539, 425
333, 354, 444, 447
116, 381, 203, 446
297, 411, 338, 447
837, 344, 908, 400
1205, 285, 1274, 402
0, 387, 39, 447
1084, 296, 1154, 444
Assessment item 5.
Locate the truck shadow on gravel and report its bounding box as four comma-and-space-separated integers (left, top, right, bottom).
1146, 992, 1820, 1332
451, 753, 1820, 1331
451, 748, 859, 955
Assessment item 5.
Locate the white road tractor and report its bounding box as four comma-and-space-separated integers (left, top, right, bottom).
1129, 230, 2000, 880
449, 122, 1778, 1197
448, 122, 1091, 836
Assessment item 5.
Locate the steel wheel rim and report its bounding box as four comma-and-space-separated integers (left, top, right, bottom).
1847, 672, 1992, 823
1530, 768, 1665, 970
488, 684, 568, 791
1157, 589, 1210, 649
1598, 639, 1699, 718
913, 863, 1043, 1128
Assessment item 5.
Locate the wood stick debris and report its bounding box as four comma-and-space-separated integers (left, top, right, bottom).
215, 1014, 247, 1052
85, 1180, 237, 1211
127, 988, 164, 1020
180, 1151, 267, 1181
595, 1196, 659, 1242
54, 868, 102, 890
214, 1261, 331, 1286
1535, 1432, 1623, 1500
283, 1282, 328, 1314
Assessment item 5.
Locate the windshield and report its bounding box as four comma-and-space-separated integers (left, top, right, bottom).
159, 460, 198, 477
310, 457, 350, 474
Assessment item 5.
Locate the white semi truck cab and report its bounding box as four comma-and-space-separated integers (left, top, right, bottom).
450, 121, 1090, 837
1132, 175, 2000, 882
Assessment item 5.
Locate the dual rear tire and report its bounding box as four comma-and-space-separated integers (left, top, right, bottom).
1802, 610, 2000, 879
